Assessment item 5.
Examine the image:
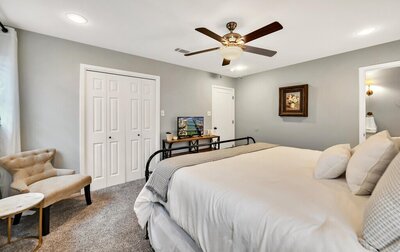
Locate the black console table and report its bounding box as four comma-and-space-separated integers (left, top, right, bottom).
162, 135, 220, 159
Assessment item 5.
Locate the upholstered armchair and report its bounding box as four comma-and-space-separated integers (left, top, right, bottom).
0, 148, 92, 236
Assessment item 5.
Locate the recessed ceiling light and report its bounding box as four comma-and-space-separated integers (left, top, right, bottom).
66, 13, 88, 24
230, 65, 247, 72
356, 27, 376, 36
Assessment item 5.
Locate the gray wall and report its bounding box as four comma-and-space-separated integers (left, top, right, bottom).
18, 30, 236, 170
366, 67, 400, 136
235, 40, 400, 150
17, 28, 400, 170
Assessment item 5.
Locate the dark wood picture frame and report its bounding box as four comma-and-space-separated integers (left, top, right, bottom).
279, 84, 308, 117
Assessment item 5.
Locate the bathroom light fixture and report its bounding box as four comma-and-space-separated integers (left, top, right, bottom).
66, 13, 88, 24
365, 79, 374, 96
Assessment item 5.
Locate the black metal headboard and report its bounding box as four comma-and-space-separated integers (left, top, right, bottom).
145, 136, 256, 181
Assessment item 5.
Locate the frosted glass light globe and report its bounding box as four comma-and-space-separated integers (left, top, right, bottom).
220, 46, 243, 60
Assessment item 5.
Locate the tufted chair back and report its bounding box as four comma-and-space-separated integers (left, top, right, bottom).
0, 149, 58, 193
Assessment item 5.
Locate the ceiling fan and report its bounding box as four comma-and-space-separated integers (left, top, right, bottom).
185, 21, 283, 66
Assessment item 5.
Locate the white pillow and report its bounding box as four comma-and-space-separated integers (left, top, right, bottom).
314, 144, 351, 179
351, 144, 359, 155
346, 130, 399, 195
353, 136, 400, 154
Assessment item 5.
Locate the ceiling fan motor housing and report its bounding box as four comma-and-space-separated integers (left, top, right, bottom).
223, 22, 244, 46
222, 33, 244, 46
226, 21, 237, 32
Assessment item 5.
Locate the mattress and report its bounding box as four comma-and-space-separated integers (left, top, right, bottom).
135, 146, 369, 252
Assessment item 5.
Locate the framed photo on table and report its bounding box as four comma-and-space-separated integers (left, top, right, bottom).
279, 84, 308, 117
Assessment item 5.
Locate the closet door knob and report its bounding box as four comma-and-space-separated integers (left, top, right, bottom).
108, 136, 111, 139
138, 134, 141, 136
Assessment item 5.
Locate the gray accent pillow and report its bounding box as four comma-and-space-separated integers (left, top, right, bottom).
360, 153, 400, 252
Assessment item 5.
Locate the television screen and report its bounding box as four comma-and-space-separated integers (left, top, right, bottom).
177, 116, 204, 138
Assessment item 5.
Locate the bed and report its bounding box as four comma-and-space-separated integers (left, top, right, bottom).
135, 143, 370, 252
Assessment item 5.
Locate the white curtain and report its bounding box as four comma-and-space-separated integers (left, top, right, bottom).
0, 27, 21, 156
0, 27, 20, 198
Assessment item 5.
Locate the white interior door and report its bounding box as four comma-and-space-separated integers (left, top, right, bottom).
126, 77, 142, 182
86, 71, 107, 190
106, 74, 126, 187
212, 86, 235, 148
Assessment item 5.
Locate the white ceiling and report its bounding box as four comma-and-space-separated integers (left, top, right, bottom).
1, 0, 400, 78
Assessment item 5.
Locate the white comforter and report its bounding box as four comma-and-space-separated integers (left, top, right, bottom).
135, 146, 369, 252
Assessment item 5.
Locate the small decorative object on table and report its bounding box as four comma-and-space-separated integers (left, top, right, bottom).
279, 84, 308, 117
166, 132, 173, 142
0, 193, 44, 251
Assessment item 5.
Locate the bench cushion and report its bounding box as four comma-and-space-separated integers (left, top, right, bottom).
28, 174, 92, 207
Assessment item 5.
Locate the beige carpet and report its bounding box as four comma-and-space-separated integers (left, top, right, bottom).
0, 179, 152, 251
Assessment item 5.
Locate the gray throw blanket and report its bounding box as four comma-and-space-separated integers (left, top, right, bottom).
146, 142, 277, 202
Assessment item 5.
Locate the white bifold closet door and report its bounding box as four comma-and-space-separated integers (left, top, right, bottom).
85, 71, 156, 190
125, 77, 156, 182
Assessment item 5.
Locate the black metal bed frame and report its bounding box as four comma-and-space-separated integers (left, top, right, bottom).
0, 21, 8, 33
145, 136, 255, 181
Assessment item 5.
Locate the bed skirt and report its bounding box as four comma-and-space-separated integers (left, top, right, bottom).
148, 203, 202, 252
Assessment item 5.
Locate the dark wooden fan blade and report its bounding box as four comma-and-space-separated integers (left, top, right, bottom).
243, 21, 283, 43
222, 59, 231, 66
184, 47, 220, 56
195, 28, 223, 42
243, 45, 277, 57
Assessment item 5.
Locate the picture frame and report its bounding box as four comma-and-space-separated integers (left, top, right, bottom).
279, 84, 308, 117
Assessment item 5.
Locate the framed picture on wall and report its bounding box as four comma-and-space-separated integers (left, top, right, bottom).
279, 84, 308, 117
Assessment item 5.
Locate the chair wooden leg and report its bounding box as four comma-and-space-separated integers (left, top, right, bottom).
13, 213, 22, 225
42, 206, 51, 236
84, 185, 92, 205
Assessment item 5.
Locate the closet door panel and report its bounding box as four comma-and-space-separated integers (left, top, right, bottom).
92, 143, 105, 179
126, 78, 143, 181
86, 71, 107, 190
141, 79, 156, 173
106, 75, 126, 187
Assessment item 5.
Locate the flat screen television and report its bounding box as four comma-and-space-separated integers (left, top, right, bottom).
177, 116, 204, 138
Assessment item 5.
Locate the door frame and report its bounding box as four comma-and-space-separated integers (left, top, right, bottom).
212, 85, 235, 141
79, 64, 160, 177
358, 60, 400, 143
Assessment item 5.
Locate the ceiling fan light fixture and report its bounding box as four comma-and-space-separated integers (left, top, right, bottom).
220, 46, 243, 60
